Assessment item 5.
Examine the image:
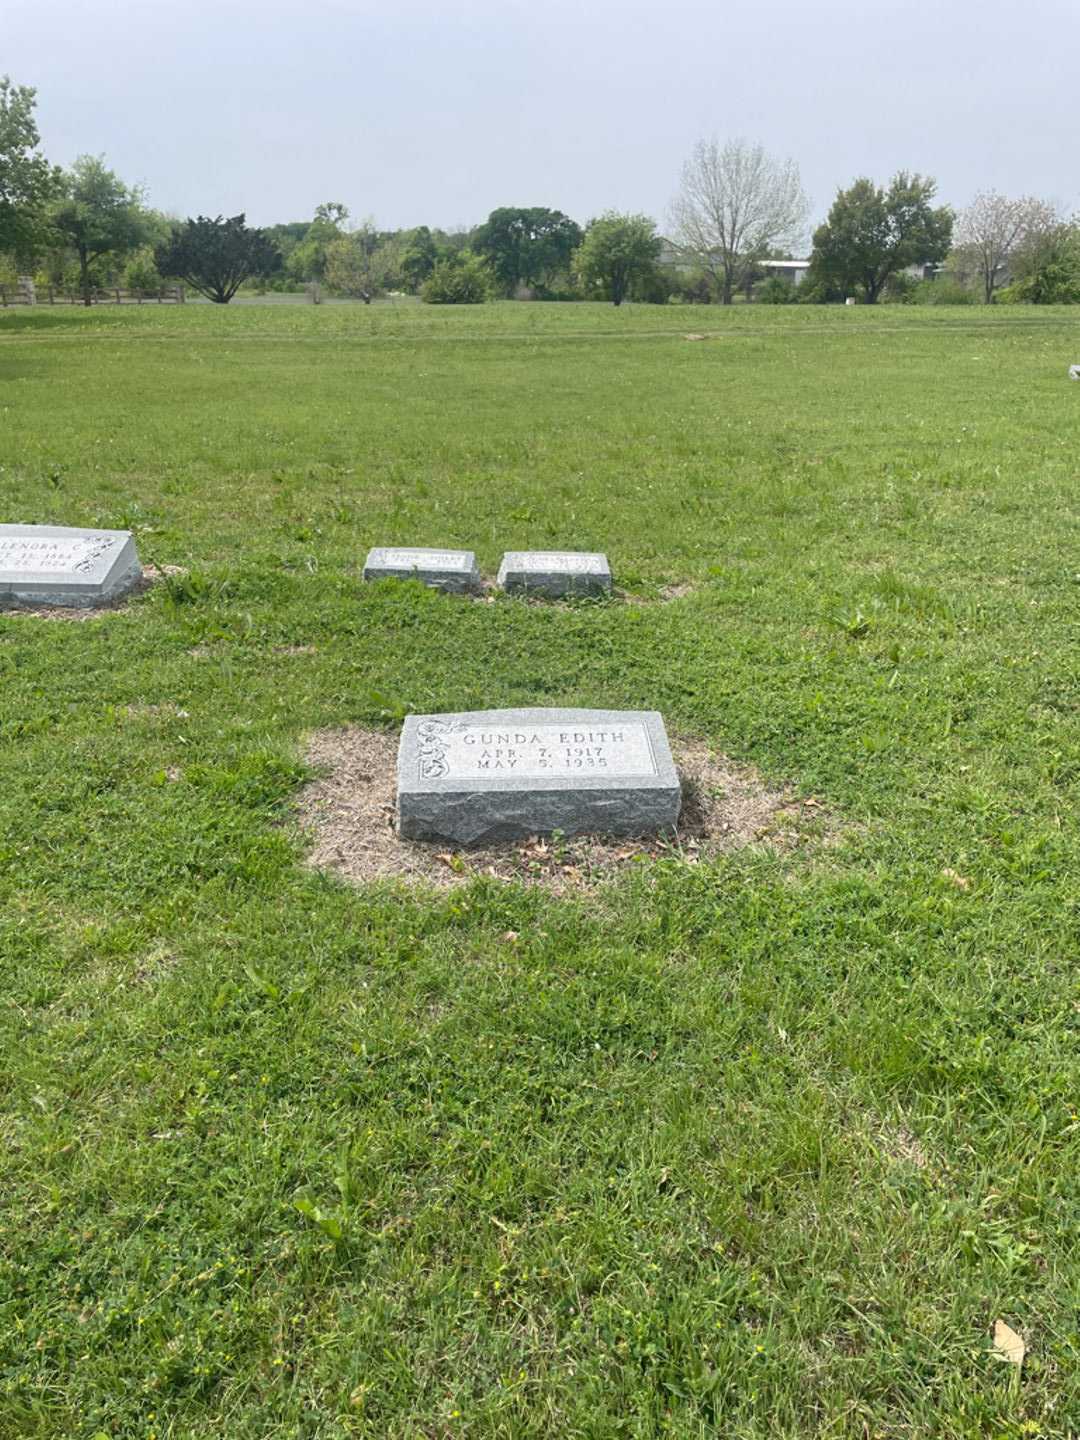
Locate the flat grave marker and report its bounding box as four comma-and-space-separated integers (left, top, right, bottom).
398, 706, 680, 846
0, 524, 143, 607
497, 551, 612, 598
363, 546, 480, 593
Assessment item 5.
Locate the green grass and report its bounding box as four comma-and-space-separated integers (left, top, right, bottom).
2, 299, 1080, 1438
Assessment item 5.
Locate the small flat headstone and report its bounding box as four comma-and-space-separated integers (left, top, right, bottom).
363, 546, 480, 593
0, 524, 142, 607
398, 707, 680, 846
497, 551, 611, 598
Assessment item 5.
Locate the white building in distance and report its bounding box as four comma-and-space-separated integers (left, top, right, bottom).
659, 243, 944, 291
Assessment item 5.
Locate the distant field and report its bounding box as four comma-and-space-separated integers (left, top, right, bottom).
2, 302, 1079, 1438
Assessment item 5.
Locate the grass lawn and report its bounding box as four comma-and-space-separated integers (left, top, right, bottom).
1, 299, 1079, 1438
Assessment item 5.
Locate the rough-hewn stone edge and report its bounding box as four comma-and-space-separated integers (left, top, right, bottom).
398, 784, 681, 846
499, 574, 613, 598
0, 551, 143, 608
0, 563, 179, 619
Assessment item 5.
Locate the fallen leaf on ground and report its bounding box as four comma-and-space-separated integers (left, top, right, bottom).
942, 868, 972, 891
991, 1319, 1025, 1368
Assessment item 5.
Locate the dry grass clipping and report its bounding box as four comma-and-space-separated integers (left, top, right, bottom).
297, 726, 826, 892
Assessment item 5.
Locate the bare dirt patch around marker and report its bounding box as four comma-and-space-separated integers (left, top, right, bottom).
297, 726, 827, 891
657, 582, 698, 602
0, 564, 185, 621
474, 582, 697, 609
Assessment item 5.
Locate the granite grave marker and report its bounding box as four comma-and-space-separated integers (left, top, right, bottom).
0, 524, 143, 607
497, 551, 611, 598
397, 706, 680, 845
363, 546, 480, 593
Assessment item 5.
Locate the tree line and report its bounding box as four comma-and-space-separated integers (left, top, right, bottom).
2, 75, 1078, 307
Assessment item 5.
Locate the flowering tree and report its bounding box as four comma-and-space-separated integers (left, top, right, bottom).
670, 138, 808, 304
953, 192, 1058, 302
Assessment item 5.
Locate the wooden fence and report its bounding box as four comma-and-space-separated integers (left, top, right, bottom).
0, 280, 185, 307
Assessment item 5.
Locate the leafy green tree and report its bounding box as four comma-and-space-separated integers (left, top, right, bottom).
0, 76, 62, 260
123, 246, 163, 294
324, 225, 401, 302
50, 156, 152, 303
1003, 220, 1080, 304
809, 174, 953, 304
668, 266, 714, 304
472, 207, 582, 296
265, 220, 308, 272
573, 212, 662, 306
435, 228, 471, 258
313, 201, 348, 229
420, 252, 491, 304
756, 275, 797, 304
155, 214, 281, 304
286, 201, 349, 283
400, 226, 439, 291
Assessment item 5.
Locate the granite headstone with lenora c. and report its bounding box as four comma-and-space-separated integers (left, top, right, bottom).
0, 524, 142, 607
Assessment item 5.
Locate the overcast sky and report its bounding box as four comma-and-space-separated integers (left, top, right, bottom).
6, 0, 1079, 237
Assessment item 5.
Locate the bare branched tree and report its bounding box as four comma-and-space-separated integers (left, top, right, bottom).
953, 192, 1058, 302
670, 138, 809, 303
